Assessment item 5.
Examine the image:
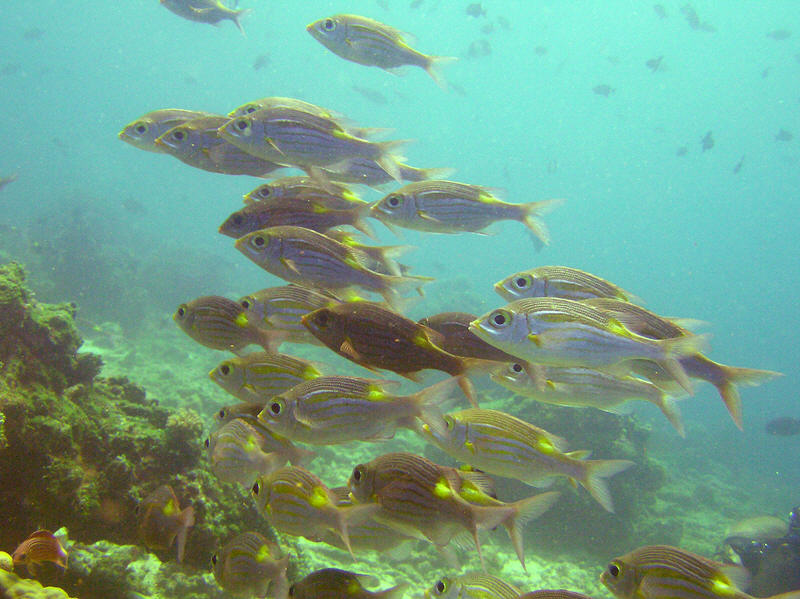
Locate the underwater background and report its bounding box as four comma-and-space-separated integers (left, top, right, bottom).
0, 1, 798, 598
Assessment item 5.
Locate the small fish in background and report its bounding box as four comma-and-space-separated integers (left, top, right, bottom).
761, 67, 771, 79
593, 84, 615, 97
496, 15, 511, 30
252, 53, 271, 71
676, 145, 688, 157
212, 531, 289, 599
765, 416, 800, 436
646, 56, 665, 72
467, 39, 492, 59
0, 63, 21, 76
12, 530, 68, 577
534, 46, 548, 56
23, 28, 45, 39
733, 156, 745, 174
701, 130, 714, 151
136, 485, 195, 563
775, 129, 793, 142
0, 173, 18, 192
425, 572, 521, 599
159, 0, 252, 35
767, 29, 791, 40
290, 567, 408, 599
466, 3, 487, 18
306, 14, 457, 88
351, 84, 389, 105
653, 4, 667, 19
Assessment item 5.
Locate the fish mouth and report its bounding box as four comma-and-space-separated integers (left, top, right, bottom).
492, 282, 504, 293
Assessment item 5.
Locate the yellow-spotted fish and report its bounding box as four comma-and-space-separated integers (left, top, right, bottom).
495, 266, 638, 303
425, 572, 522, 599
160, 0, 251, 34
12, 530, 68, 577
306, 14, 456, 88
290, 568, 408, 599
212, 531, 289, 599
118, 109, 211, 153
137, 485, 194, 563
371, 181, 563, 248
418, 408, 634, 512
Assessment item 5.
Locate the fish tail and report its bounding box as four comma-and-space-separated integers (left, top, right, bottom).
351, 205, 378, 239
456, 374, 478, 408
256, 328, 285, 353
232, 8, 252, 36
656, 333, 712, 395
379, 273, 433, 310
503, 491, 561, 572
410, 377, 460, 426
580, 459, 635, 513
652, 392, 685, 437
338, 503, 379, 557
271, 570, 290, 599
424, 55, 458, 90
175, 506, 195, 563
401, 165, 456, 182
520, 198, 566, 249
715, 366, 782, 430
287, 444, 316, 468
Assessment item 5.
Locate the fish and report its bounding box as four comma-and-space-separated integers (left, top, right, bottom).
325, 231, 413, 276
417, 312, 519, 362
370, 181, 563, 248
646, 56, 664, 72
599, 544, 790, 599
676, 146, 688, 157
228, 96, 344, 120
237, 284, 343, 347
724, 516, 788, 546
425, 573, 521, 599
351, 85, 389, 105
0, 173, 18, 192
12, 530, 68, 577
118, 109, 211, 153
252, 53, 270, 71
584, 298, 781, 430
24, 28, 45, 39
494, 266, 638, 303
321, 158, 454, 188
593, 84, 615, 97
301, 301, 488, 405
234, 226, 431, 309
136, 485, 194, 563
467, 40, 492, 59
348, 452, 560, 570
765, 417, 800, 436
733, 156, 745, 174
418, 408, 633, 512
211, 531, 289, 599
155, 115, 284, 177
251, 466, 377, 557
306, 14, 456, 88
209, 351, 325, 404
767, 29, 792, 41
218, 108, 406, 181
518, 593, 597, 599
775, 129, 793, 142
257, 376, 456, 445
701, 130, 714, 151
469, 298, 709, 395
218, 195, 374, 240
212, 400, 267, 426
466, 4, 488, 18
490, 362, 685, 436
173, 296, 274, 354
159, 0, 251, 34
289, 568, 408, 599
243, 177, 367, 210
653, 5, 667, 19
205, 417, 312, 486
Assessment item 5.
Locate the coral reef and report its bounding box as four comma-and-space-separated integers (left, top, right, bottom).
0, 569, 77, 599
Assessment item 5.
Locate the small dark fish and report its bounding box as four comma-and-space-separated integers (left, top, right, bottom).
733, 156, 745, 174
0, 173, 18, 192
766, 416, 800, 436
137, 485, 194, 563
676, 146, 688, 157
467, 39, 492, 59
0, 63, 21, 76
466, 3, 487, 18
496, 16, 511, 30
23, 28, 45, 39
701, 130, 714, 151
122, 197, 147, 215
534, 46, 548, 56
12, 530, 68, 577
646, 56, 664, 72
767, 29, 791, 41
681, 4, 700, 29
653, 4, 667, 19
290, 568, 408, 599
252, 53, 271, 71
593, 84, 615, 97
761, 67, 770, 79
775, 129, 793, 142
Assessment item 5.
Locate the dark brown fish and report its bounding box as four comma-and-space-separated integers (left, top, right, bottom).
701, 130, 714, 151
137, 485, 195, 563
417, 312, 518, 362
302, 301, 487, 405
646, 56, 664, 72
765, 416, 800, 436
12, 530, 68, 577
290, 568, 407, 599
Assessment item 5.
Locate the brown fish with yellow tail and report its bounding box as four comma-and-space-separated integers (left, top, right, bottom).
290, 568, 408, 599
12, 530, 68, 577
137, 485, 194, 563
418, 312, 520, 362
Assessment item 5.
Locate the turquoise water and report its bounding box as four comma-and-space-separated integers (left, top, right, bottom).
1, 0, 798, 596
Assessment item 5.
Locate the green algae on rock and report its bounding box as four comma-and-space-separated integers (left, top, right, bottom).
0, 568, 77, 599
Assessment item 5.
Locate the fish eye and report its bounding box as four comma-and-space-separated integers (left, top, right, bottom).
219, 364, 231, 376
289, 584, 296, 596
608, 563, 621, 577
134, 122, 147, 135
240, 298, 251, 309
434, 580, 447, 595
511, 363, 523, 373
385, 194, 402, 208
513, 274, 532, 289
232, 214, 244, 226
204, 438, 210, 448
352, 465, 364, 483
211, 553, 217, 565
323, 18, 335, 31
257, 186, 271, 199
252, 481, 261, 495
444, 416, 455, 431
244, 105, 258, 114
252, 236, 266, 247
172, 129, 185, 142
218, 408, 228, 419
314, 310, 331, 328
176, 305, 187, 318
489, 309, 511, 328
269, 400, 282, 415
235, 119, 249, 131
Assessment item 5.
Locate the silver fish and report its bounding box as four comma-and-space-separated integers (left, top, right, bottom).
494, 266, 638, 303
118, 109, 211, 153
425, 572, 522, 599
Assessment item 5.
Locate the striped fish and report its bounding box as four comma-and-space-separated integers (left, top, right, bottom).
228, 96, 344, 120
119, 109, 211, 153
257, 376, 456, 445
290, 568, 408, 599
173, 296, 274, 354
418, 408, 634, 512
490, 362, 685, 437
154, 115, 283, 177
243, 176, 366, 209
205, 417, 312, 487
211, 532, 289, 599
326, 231, 413, 276
251, 466, 377, 557
495, 266, 638, 303
470, 298, 710, 395
348, 452, 560, 571
137, 485, 194, 563
12, 530, 68, 577
212, 401, 266, 427
306, 14, 456, 88
600, 544, 780, 599
321, 157, 454, 187
234, 227, 431, 309
426, 573, 522, 599
160, 0, 251, 34
370, 181, 563, 248
418, 312, 519, 362
585, 298, 781, 430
